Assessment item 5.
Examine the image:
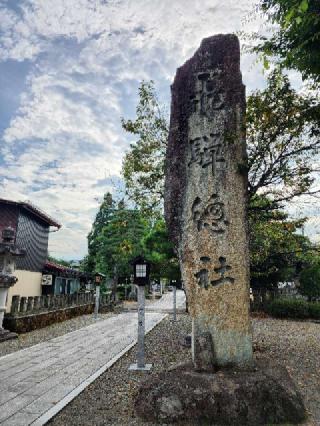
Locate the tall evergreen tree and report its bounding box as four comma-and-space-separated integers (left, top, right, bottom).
94, 200, 148, 281
121, 81, 168, 217
249, 195, 312, 289
142, 219, 180, 281
86, 192, 115, 273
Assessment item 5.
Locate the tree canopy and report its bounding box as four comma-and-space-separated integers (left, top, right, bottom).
253, 0, 320, 82
299, 262, 320, 300
86, 192, 115, 273
247, 69, 320, 208
142, 219, 180, 281
121, 81, 168, 217
249, 195, 312, 288
47, 256, 72, 267
120, 77, 319, 289
122, 75, 320, 213
85, 194, 178, 285
94, 199, 147, 279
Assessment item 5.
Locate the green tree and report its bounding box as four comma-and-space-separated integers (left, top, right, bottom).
122, 74, 320, 216
121, 77, 320, 289
47, 256, 72, 267
247, 70, 320, 207
253, 0, 320, 82
142, 219, 180, 281
249, 195, 312, 288
95, 200, 148, 296
86, 192, 115, 273
299, 262, 320, 300
121, 81, 168, 217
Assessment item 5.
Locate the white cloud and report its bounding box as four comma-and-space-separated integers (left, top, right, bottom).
5, 0, 309, 260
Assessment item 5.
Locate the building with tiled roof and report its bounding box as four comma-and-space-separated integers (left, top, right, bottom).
0, 198, 61, 311
42, 261, 93, 295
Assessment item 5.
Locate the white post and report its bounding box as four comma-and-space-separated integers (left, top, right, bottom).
129, 285, 152, 371
173, 286, 177, 321
137, 285, 145, 368
0, 287, 7, 328
94, 285, 100, 319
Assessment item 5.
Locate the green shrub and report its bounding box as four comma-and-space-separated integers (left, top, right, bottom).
266, 298, 320, 319
309, 302, 320, 319
299, 264, 320, 301
116, 285, 130, 300
116, 286, 125, 300
266, 298, 309, 319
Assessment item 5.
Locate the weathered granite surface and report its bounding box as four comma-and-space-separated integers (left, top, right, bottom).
164, 34, 252, 367
135, 360, 307, 425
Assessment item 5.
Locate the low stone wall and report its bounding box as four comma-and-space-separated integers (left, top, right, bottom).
4, 293, 114, 333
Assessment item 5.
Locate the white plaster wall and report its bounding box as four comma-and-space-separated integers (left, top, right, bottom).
6, 270, 42, 312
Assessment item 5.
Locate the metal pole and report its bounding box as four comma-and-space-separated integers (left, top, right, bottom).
94, 285, 100, 319
173, 285, 177, 321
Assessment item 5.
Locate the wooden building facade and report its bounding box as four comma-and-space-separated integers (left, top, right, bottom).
0, 199, 61, 311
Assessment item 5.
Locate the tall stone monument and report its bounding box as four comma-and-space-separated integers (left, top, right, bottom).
165, 34, 252, 367
135, 35, 306, 424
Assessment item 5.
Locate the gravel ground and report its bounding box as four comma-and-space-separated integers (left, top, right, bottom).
1, 311, 318, 425
253, 316, 320, 426
0, 313, 113, 357
49, 314, 320, 426
123, 299, 158, 309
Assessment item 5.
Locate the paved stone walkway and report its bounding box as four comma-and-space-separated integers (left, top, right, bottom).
0, 291, 185, 426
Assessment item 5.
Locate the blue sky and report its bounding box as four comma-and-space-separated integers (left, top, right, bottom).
0, 0, 318, 259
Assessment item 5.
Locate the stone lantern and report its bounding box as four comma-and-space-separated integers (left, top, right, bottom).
0, 226, 26, 341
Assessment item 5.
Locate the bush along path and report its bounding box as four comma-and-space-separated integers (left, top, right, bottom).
266, 298, 320, 320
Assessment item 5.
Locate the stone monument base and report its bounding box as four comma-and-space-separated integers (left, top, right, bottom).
134, 360, 306, 425
0, 327, 18, 343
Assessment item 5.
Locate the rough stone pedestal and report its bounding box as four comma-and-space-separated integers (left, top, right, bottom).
135, 361, 306, 425
165, 34, 252, 368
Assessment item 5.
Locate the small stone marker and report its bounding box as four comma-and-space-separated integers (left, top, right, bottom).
165, 34, 253, 368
